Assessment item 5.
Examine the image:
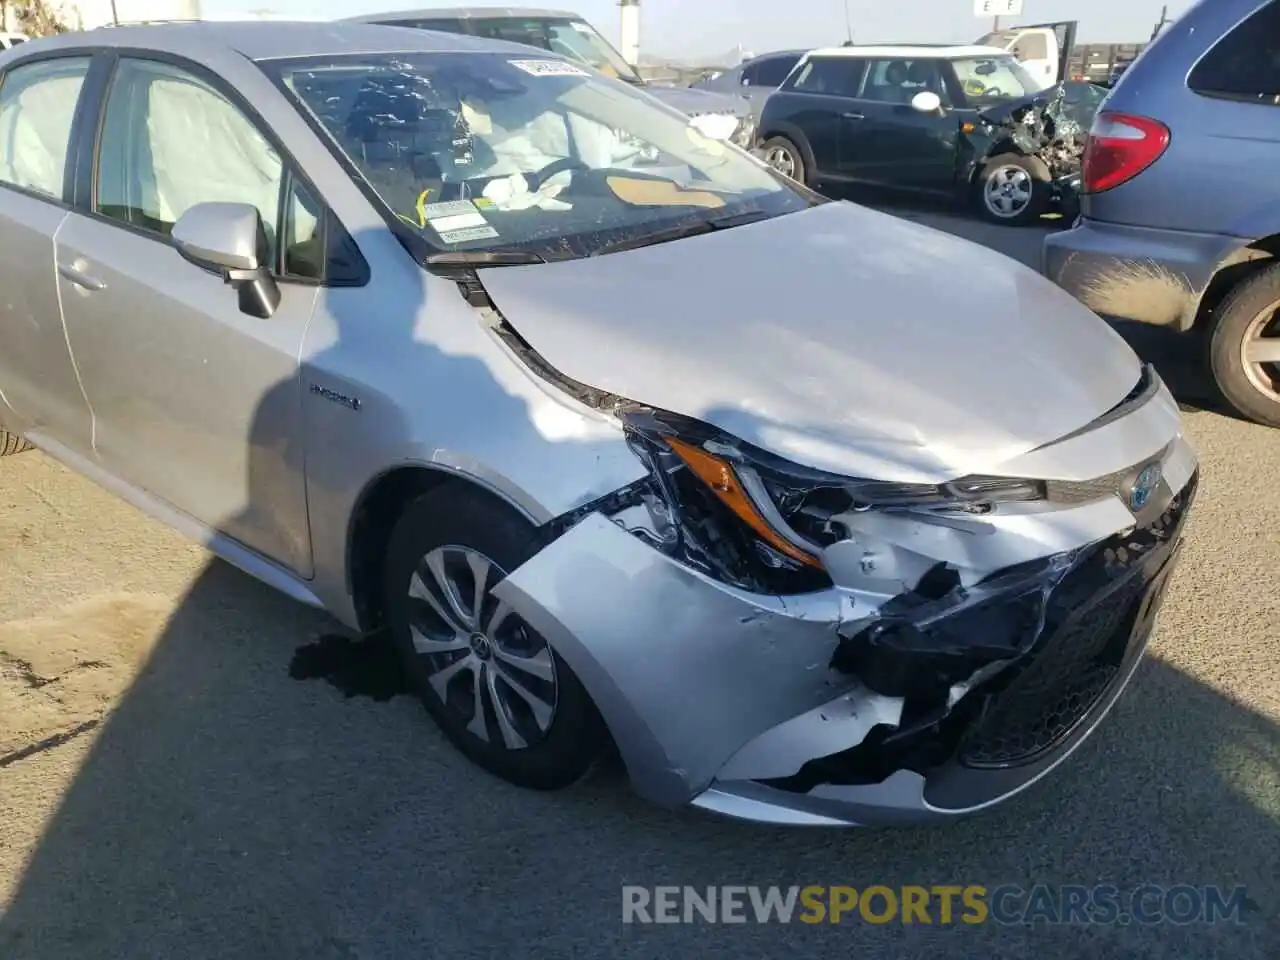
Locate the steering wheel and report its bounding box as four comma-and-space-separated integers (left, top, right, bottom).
527, 156, 592, 191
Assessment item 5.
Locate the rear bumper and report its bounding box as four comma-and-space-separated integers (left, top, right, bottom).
1042, 218, 1246, 330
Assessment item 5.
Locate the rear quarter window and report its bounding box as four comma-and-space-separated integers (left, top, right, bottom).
1187, 0, 1280, 104
784, 57, 865, 98
754, 55, 801, 87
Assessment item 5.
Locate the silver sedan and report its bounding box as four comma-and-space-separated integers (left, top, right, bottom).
0, 22, 1197, 826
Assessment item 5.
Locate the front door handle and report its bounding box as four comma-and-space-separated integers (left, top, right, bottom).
58, 262, 107, 292
842, 111, 865, 120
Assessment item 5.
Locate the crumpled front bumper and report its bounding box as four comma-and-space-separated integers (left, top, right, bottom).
491, 415, 1199, 826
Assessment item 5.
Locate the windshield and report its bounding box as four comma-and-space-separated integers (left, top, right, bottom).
268, 53, 808, 258
951, 56, 1041, 102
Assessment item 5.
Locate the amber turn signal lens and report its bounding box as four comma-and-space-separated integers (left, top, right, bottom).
665, 438, 823, 568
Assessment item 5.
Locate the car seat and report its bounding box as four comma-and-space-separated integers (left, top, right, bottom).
344, 76, 476, 211
882, 61, 914, 103
906, 61, 940, 98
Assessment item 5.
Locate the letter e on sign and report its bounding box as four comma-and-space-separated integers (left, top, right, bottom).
973, 0, 1024, 15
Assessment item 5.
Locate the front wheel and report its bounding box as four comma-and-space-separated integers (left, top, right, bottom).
0, 429, 31, 456
974, 153, 1051, 226
760, 136, 807, 185
382, 485, 607, 790
1206, 262, 1280, 428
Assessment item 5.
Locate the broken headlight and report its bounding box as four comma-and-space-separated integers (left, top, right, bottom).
617, 410, 1046, 593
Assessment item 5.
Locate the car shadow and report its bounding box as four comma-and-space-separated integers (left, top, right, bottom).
0, 573, 1274, 956
0, 236, 1275, 959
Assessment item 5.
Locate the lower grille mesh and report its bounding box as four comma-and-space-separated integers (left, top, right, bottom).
959, 474, 1195, 768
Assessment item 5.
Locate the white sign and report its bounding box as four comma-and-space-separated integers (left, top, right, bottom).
974, 0, 1024, 16
508, 59, 591, 77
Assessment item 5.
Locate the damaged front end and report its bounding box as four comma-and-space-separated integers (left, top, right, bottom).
494, 382, 1196, 823
979, 83, 1098, 204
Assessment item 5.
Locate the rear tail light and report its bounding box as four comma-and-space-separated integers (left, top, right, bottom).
1081, 111, 1171, 194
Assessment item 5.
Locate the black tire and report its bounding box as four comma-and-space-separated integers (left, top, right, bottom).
1206, 263, 1280, 428
382, 484, 607, 790
0, 429, 31, 456
761, 135, 807, 185
973, 153, 1051, 227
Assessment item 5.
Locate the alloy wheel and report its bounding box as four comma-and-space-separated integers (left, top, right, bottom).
984, 165, 1033, 218
765, 145, 797, 179
1241, 299, 1280, 404
406, 545, 558, 750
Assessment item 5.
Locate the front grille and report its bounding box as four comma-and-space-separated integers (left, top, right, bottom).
959, 472, 1196, 768
1043, 441, 1170, 506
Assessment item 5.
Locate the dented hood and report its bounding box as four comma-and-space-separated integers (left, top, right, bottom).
478, 201, 1142, 483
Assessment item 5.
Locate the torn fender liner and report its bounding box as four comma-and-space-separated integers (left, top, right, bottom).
831, 552, 1076, 701
490, 512, 859, 808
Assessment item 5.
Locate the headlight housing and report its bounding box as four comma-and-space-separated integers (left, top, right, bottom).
732, 114, 757, 149
613, 409, 1048, 594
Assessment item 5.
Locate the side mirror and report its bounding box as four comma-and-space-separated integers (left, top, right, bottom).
172, 201, 281, 319
911, 91, 943, 114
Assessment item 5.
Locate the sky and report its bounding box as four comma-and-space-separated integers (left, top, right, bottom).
200, 0, 1193, 59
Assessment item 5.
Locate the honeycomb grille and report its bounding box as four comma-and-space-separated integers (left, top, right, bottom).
959, 475, 1194, 768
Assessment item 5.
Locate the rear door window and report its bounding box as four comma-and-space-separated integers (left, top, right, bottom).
754, 55, 802, 87
786, 56, 866, 97
1188, 0, 1280, 104
0, 56, 90, 200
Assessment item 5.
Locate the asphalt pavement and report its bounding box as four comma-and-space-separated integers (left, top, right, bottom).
1, 203, 1276, 960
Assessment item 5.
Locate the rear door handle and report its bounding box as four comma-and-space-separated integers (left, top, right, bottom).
842, 111, 865, 120
58, 262, 107, 292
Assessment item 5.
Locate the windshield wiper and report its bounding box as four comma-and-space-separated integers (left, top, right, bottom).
426, 250, 547, 268
424, 249, 547, 279
591, 211, 773, 257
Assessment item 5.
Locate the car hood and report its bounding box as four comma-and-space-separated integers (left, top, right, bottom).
646, 83, 751, 118
478, 201, 1142, 483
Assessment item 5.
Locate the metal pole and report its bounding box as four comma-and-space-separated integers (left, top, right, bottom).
992, 15, 1000, 31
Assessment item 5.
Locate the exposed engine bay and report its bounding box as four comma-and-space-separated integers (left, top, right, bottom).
984, 83, 1092, 181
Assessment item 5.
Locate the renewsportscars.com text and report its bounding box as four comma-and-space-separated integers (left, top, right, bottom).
621, 884, 1252, 926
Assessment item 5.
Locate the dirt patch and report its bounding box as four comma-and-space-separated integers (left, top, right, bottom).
0, 594, 172, 762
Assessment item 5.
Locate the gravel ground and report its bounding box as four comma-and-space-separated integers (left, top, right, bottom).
0, 205, 1275, 959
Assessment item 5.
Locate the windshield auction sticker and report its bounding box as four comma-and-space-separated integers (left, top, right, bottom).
508, 59, 591, 77
423, 200, 499, 244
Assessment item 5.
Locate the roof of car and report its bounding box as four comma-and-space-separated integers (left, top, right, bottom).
344, 7, 582, 23
805, 44, 1011, 59
11, 20, 526, 61
746, 49, 809, 61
